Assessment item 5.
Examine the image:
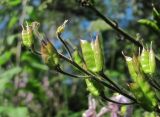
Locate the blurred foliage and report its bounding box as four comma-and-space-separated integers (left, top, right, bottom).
0, 0, 160, 116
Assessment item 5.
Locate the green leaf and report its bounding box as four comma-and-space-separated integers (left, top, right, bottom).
153, 7, 160, 26
0, 106, 29, 117
27, 78, 46, 101
89, 19, 112, 32
31, 62, 48, 71
0, 67, 21, 93
8, 0, 21, 6
80, 40, 96, 72
0, 51, 12, 66
21, 52, 48, 71
68, 111, 83, 117
7, 34, 17, 46
8, 16, 18, 29
26, 6, 34, 16
0, 66, 21, 79
138, 19, 160, 31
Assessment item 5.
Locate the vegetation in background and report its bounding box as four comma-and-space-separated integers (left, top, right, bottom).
0, 0, 160, 116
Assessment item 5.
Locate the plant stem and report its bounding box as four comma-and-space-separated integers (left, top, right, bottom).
58, 53, 137, 102
82, 2, 160, 62
55, 66, 91, 78
97, 77, 137, 102
100, 92, 136, 105
85, 3, 143, 49
57, 34, 73, 60
99, 72, 121, 92
30, 45, 41, 55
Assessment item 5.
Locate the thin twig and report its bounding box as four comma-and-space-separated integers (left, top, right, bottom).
30, 45, 41, 55
55, 66, 91, 78
99, 72, 121, 92
81, 2, 160, 62
58, 53, 137, 102
150, 75, 160, 90
96, 78, 137, 102
100, 92, 136, 105
57, 34, 73, 60
83, 3, 143, 49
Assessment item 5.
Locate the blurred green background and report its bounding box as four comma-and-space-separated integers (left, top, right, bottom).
0, 0, 160, 116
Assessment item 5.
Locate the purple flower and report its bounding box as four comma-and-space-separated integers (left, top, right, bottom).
83, 95, 97, 117
83, 94, 133, 117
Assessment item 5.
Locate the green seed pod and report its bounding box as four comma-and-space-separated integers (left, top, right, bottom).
80, 35, 104, 72
40, 39, 59, 68
80, 40, 97, 72
123, 52, 157, 111
91, 35, 104, 72
128, 83, 155, 111
149, 42, 156, 74
140, 48, 150, 74
140, 42, 156, 74
73, 49, 83, 67
21, 22, 33, 48
85, 78, 103, 96
123, 53, 137, 81
85, 79, 99, 96
129, 75, 157, 112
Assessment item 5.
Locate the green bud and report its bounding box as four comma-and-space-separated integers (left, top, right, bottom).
40, 39, 59, 68
56, 20, 68, 35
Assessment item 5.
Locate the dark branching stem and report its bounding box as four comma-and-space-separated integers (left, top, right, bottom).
153, 79, 160, 90
100, 92, 136, 105
97, 78, 137, 102
30, 45, 41, 55
144, 74, 160, 91
82, 2, 160, 62
99, 72, 121, 92
83, 3, 143, 49
58, 53, 137, 102
150, 80, 160, 91
58, 53, 92, 76
100, 72, 137, 97
155, 106, 160, 113
55, 66, 91, 78
150, 77, 160, 91
57, 34, 73, 60
150, 75, 160, 89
